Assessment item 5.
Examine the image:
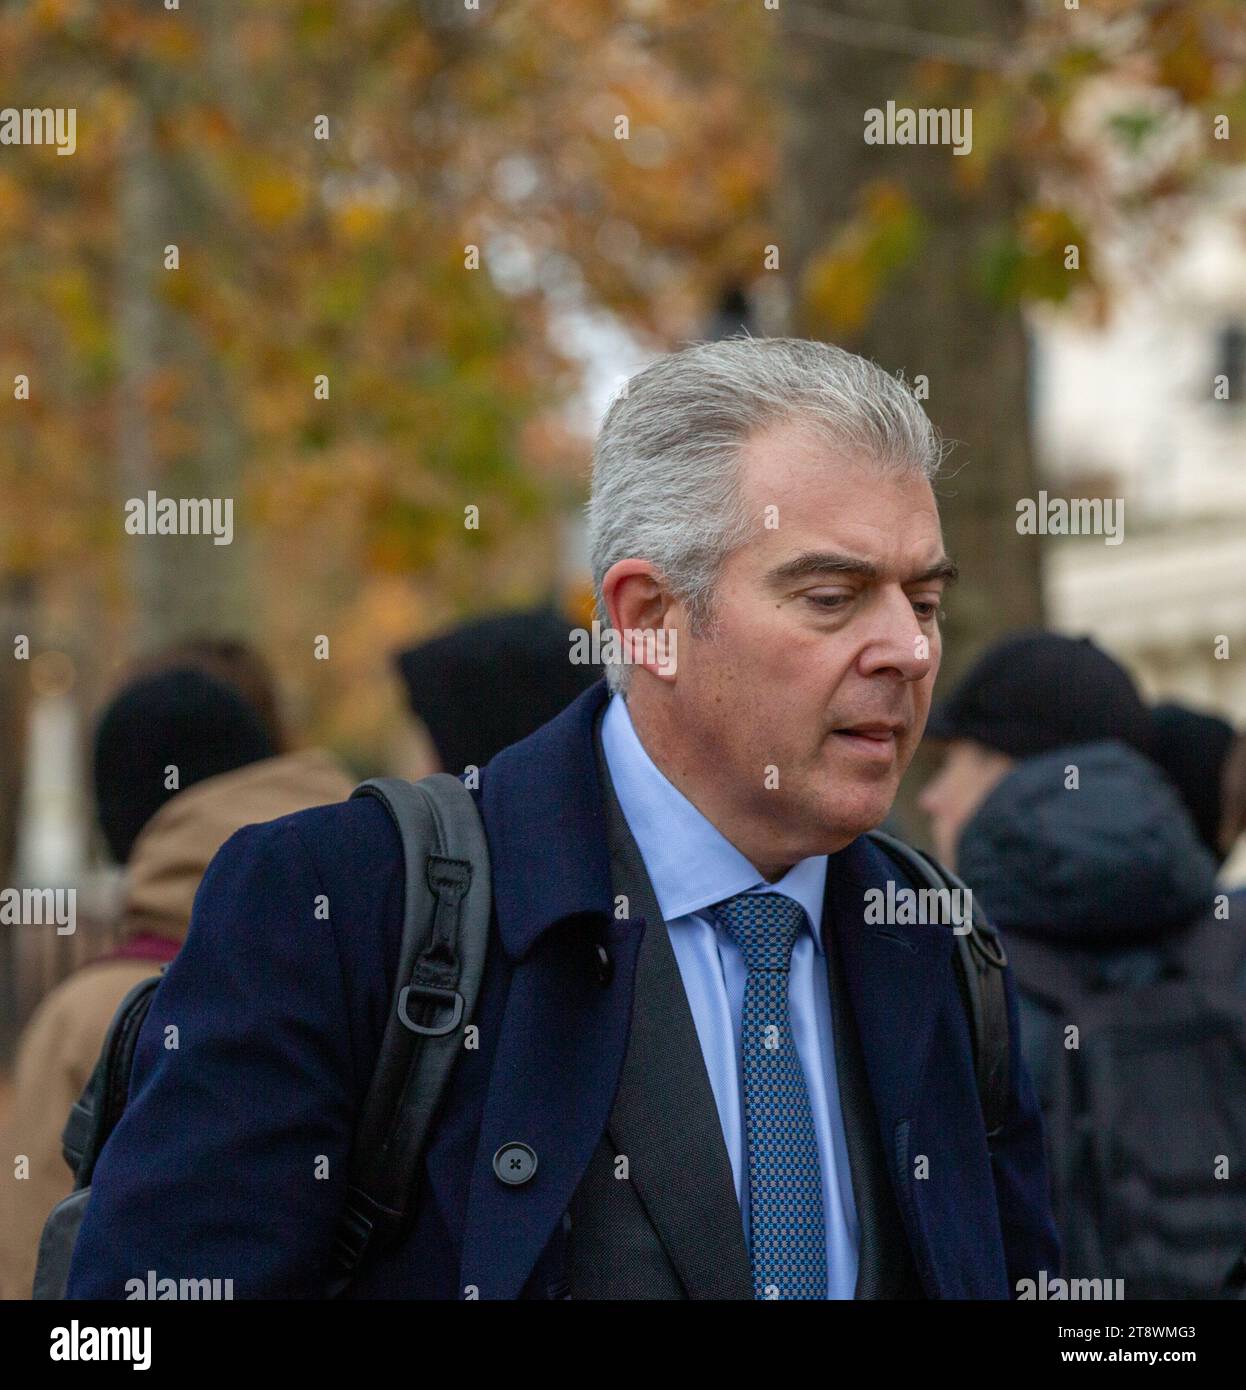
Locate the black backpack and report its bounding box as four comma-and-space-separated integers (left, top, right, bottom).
31, 787, 1007, 1297
867, 830, 1011, 1146
1004, 913, 1246, 1299
33, 774, 492, 1300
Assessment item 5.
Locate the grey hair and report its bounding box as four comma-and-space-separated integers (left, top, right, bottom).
586, 335, 944, 693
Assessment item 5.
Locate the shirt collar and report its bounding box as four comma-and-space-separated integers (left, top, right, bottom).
600, 692, 826, 951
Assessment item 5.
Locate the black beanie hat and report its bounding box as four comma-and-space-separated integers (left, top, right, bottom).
93, 667, 277, 864
394, 605, 600, 775
926, 629, 1154, 762
1150, 702, 1236, 864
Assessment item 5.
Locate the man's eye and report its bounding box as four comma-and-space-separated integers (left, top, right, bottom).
911, 599, 942, 620
805, 594, 850, 610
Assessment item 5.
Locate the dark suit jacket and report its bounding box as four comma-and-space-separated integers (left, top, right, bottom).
67, 680, 1059, 1299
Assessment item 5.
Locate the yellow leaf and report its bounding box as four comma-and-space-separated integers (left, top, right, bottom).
247, 174, 307, 228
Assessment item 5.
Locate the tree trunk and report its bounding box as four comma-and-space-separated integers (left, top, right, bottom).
777, 0, 1046, 683
116, 80, 249, 653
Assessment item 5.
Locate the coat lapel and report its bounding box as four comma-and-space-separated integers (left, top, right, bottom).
594, 720, 754, 1299
820, 865, 920, 1298
458, 680, 646, 1300
826, 835, 954, 1296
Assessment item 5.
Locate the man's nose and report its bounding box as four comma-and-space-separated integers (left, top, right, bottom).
861, 590, 935, 681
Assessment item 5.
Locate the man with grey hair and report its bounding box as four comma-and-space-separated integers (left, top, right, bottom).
69, 336, 1057, 1302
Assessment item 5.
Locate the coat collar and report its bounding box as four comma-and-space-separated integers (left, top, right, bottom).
824, 833, 955, 1296
477, 676, 953, 1130
478, 679, 616, 960
825, 834, 953, 1140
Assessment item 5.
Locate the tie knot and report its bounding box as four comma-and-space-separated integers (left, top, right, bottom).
713, 891, 807, 973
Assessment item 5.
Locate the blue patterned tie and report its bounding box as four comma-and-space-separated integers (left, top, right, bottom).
714, 891, 827, 1300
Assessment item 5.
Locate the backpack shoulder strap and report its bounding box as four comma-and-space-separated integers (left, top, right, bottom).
331, 773, 492, 1287
866, 829, 1011, 1146
61, 971, 167, 1187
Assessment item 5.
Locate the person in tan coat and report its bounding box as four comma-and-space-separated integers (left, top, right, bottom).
0, 664, 353, 1298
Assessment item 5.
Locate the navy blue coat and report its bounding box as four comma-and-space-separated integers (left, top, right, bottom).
67, 680, 1058, 1299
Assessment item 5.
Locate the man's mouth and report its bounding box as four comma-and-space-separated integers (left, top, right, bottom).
830, 722, 904, 759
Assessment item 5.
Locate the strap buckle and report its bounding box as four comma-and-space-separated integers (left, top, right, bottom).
968, 920, 1008, 970
397, 982, 464, 1036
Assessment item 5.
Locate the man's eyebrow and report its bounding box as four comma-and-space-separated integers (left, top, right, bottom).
911, 558, 959, 585
765, 551, 959, 586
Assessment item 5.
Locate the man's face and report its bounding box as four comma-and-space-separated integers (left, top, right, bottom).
918, 740, 1016, 869
658, 420, 951, 869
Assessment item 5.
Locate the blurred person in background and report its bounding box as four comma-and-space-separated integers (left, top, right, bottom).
0, 651, 352, 1299
1150, 702, 1246, 874
920, 630, 1246, 1298
393, 604, 601, 777
124, 636, 292, 756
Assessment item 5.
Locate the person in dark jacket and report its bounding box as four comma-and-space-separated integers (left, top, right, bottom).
918, 629, 1156, 869
940, 740, 1222, 1095
919, 628, 1230, 1072
921, 630, 1245, 1297
65, 337, 1056, 1300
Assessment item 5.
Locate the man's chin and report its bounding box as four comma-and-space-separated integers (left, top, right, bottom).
814, 775, 900, 845
773, 797, 893, 865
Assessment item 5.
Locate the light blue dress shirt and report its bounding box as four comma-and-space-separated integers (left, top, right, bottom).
600, 691, 860, 1298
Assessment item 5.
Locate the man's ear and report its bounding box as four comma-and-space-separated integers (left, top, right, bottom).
600, 558, 681, 685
